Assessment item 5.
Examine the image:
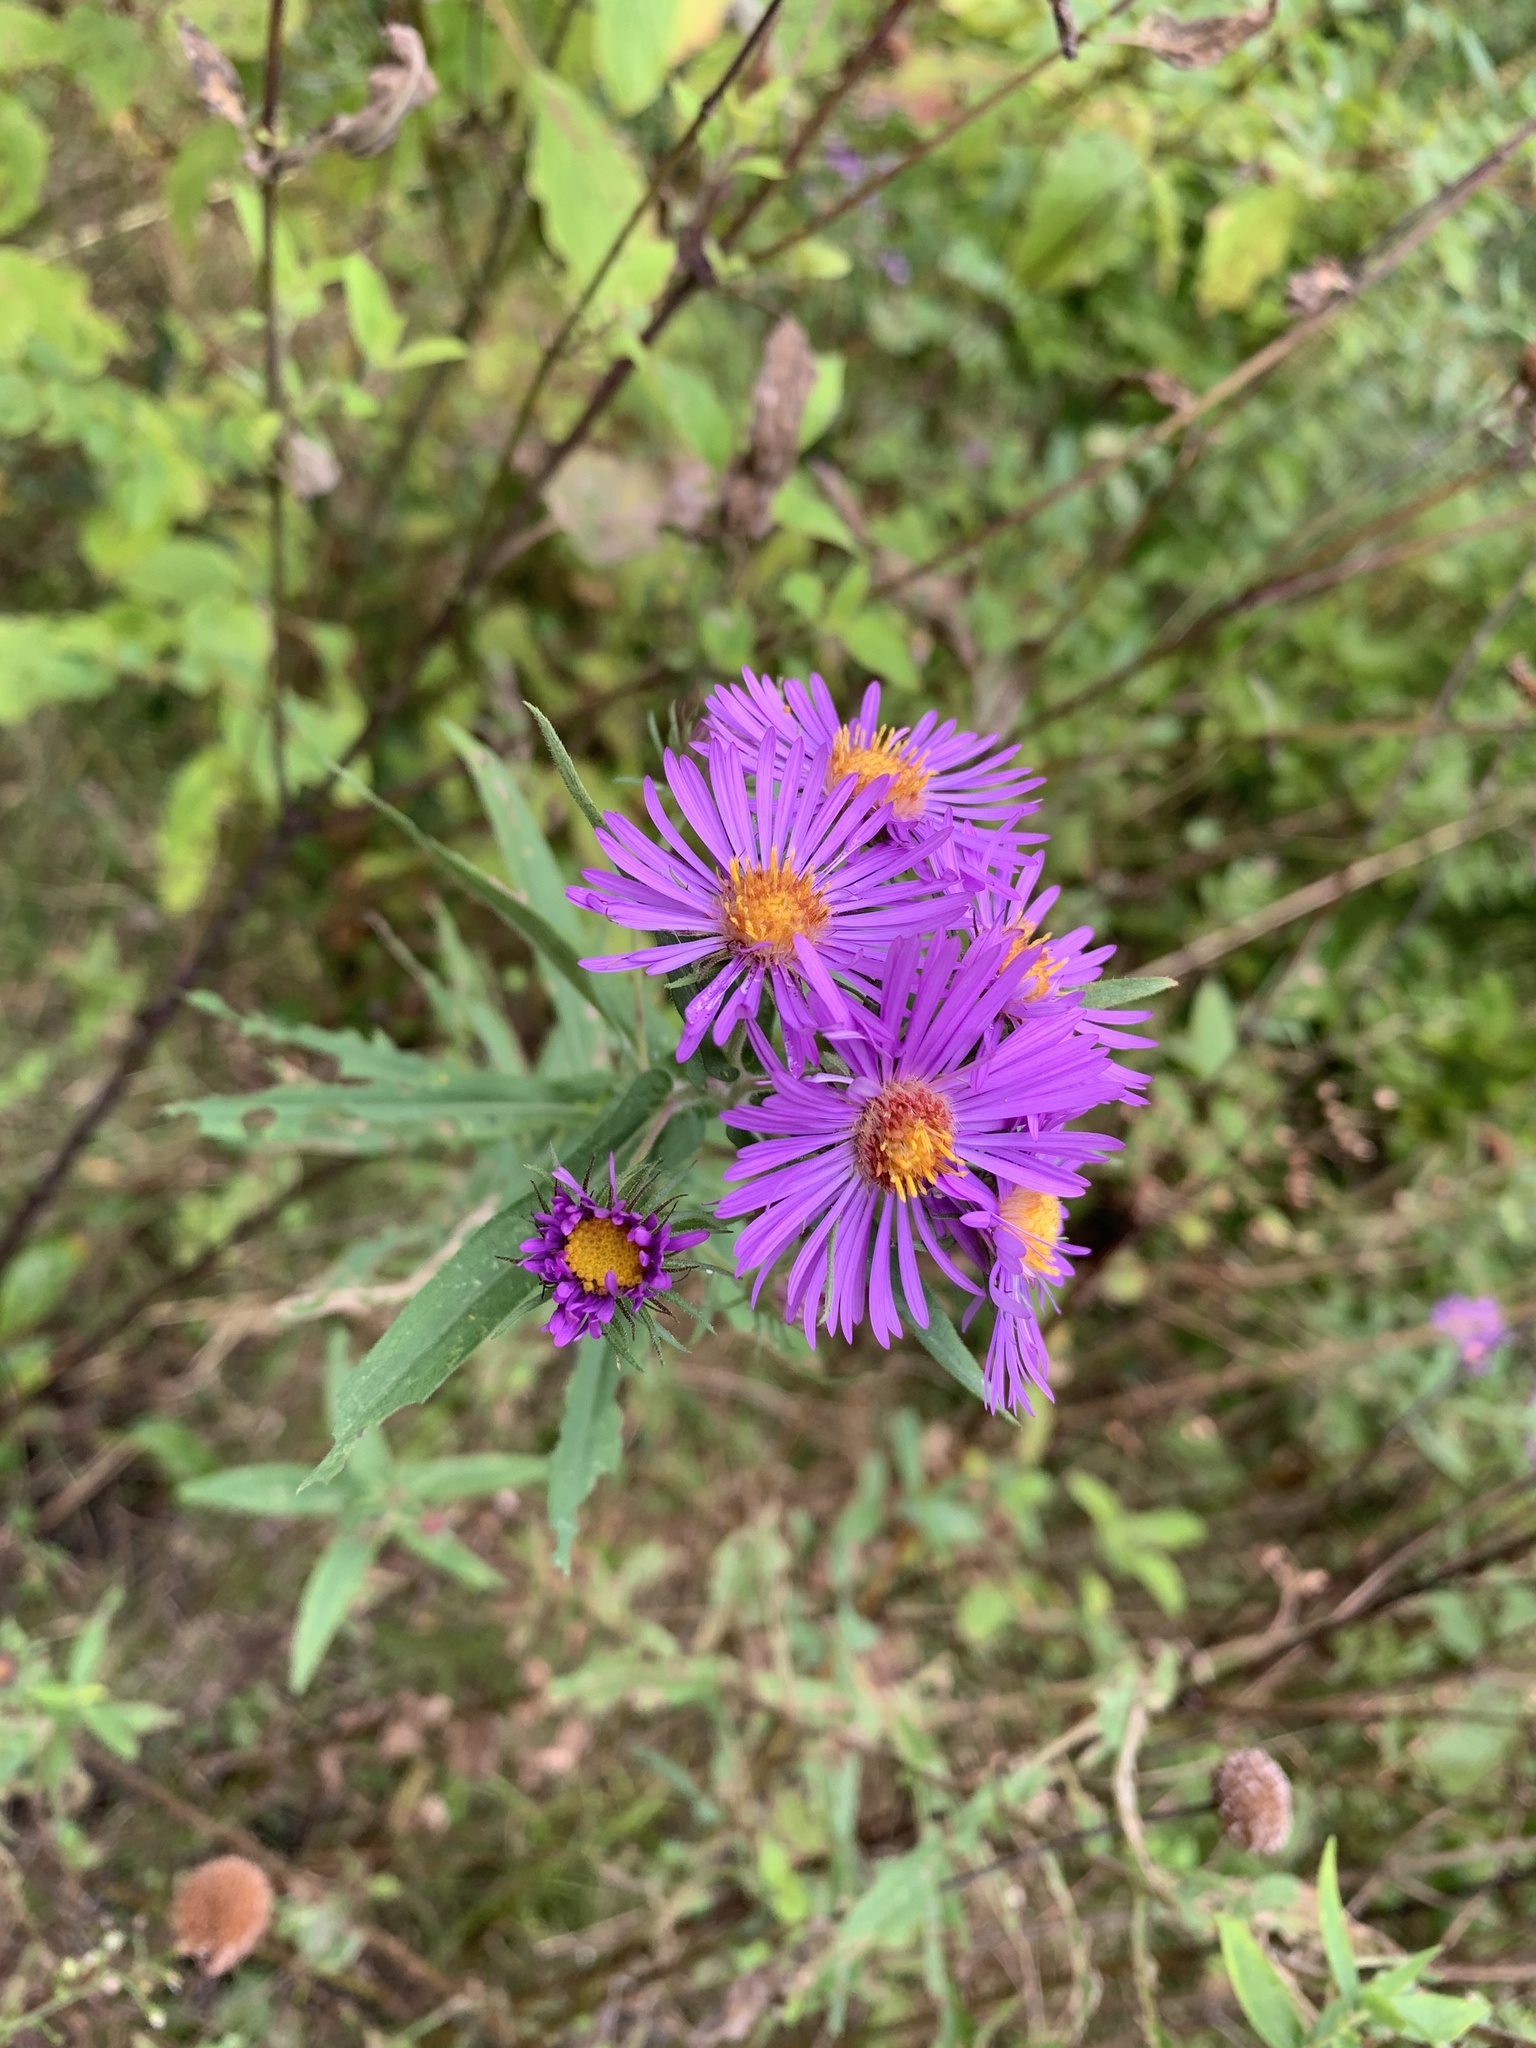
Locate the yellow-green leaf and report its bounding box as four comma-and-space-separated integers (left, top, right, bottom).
1197, 183, 1300, 315
157, 746, 241, 915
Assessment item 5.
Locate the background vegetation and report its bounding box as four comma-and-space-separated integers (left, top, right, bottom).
3, 0, 1536, 2041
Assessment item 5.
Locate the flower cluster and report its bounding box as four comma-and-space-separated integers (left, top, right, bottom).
557, 668, 1152, 1412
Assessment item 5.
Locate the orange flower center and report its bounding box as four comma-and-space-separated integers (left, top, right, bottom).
718, 853, 831, 964
564, 1217, 643, 1293
828, 723, 933, 821
853, 1079, 957, 1200
1000, 1187, 1064, 1274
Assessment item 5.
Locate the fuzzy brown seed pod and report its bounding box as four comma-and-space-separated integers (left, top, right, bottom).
1214, 1747, 1293, 1854
170, 1855, 274, 1976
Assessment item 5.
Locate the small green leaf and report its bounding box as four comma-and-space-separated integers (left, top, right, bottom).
0, 92, 48, 234
127, 1417, 217, 1483
342, 253, 406, 367
0, 1234, 85, 1340
1171, 978, 1238, 1081
157, 744, 241, 916
1198, 184, 1301, 316
1216, 1917, 1305, 2048
1089, 976, 1176, 1008
913, 1301, 987, 1403
838, 606, 920, 691
1316, 1838, 1358, 1999
799, 352, 844, 449
643, 357, 733, 468
1361, 1988, 1490, 2046
67, 1594, 120, 1686
771, 471, 858, 551
290, 1531, 378, 1693
389, 335, 469, 371
548, 1340, 622, 1573
525, 700, 606, 830
0, 4, 67, 68
395, 1524, 505, 1592
402, 1453, 547, 1504
593, 0, 677, 115
181, 1463, 353, 1517
527, 70, 673, 312
1127, 1548, 1187, 1616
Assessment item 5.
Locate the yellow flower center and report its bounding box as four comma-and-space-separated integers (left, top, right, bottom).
828, 723, 933, 822
1003, 919, 1060, 999
1000, 1187, 1064, 1274
563, 1216, 643, 1293
853, 1079, 957, 1200
718, 852, 831, 964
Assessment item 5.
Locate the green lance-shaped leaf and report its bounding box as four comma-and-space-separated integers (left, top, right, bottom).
289, 1530, 379, 1694
524, 701, 606, 831
395, 1523, 505, 1592
1316, 1837, 1358, 1999
400, 1453, 548, 1505
308, 1065, 672, 1483
308, 1203, 540, 1486
332, 766, 633, 1046
180, 1463, 353, 1518
1088, 976, 1177, 1008
913, 1299, 988, 1405
444, 719, 601, 1072
1215, 1917, 1305, 2048
1360, 1987, 1490, 2045
548, 1339, 622, 1573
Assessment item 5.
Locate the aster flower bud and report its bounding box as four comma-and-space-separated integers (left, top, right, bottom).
170, 1855, 274, 1976
1214, 1747, 1293, 1854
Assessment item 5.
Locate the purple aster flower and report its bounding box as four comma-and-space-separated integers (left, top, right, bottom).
825, 142, 867, 185
959, 1181, 1090, 1414
969, 855, 1155, 1053
717, 930, 1142, 1353
519, 1158, 707, 1348
878, 249, 912, 287
699, 671, 1045, 852
569, 726, 966, 1064
1430, 1292, 1509, 1373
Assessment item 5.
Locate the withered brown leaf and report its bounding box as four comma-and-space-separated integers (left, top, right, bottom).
176, 15, 248, 129
325, 23, 438, 160
1120, 0, 1278, 69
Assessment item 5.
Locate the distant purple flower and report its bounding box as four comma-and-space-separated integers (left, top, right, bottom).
878, 249, 912, 287
700, 672, 1045, 854
717, 931, 1141, 1353
826, 142, 866, 185
569, 727, 965, 1064
1430, 1293, 1509, 1372
520, 1159, 707, 1347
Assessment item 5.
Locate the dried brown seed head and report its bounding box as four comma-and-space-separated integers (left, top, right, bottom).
1286, 258, 1353, 319
170, 1855, 274, 1976
176, 16, 248, 129
1214, 1747, 1292, 1854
